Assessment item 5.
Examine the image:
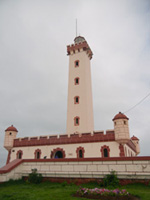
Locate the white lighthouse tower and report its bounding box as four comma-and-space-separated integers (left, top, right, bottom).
66, 36, 94, 135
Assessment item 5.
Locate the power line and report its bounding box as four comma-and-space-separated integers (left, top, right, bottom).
124, 91, 150, 113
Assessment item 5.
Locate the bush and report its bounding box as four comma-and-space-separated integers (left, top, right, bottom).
101, 171, 119, 187
28, 168, 42, 184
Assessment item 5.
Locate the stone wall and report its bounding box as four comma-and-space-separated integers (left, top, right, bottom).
0, 157, 150, 183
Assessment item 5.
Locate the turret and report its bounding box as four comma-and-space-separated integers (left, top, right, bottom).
4, 125, 18, 151
131, 135, 140, 155
113, 112, 129, 144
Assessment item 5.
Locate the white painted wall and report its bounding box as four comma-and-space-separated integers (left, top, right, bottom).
10, 141, 120, 161
66, 45, 94, 135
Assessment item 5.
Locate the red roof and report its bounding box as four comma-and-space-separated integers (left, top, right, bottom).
113, 112, 129, 121
5, 125, 18, 132
131, 135, 139, 140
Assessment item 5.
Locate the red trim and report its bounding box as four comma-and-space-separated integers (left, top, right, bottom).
16, 150, 23, 159
119, 144, 125, 157
1, 156, 150, 174
74, 116, 80, 126
50, 148, 66, 158
76, 146, 85, 158
74, 96, 79, 104
100, 145, 110, 157
74, 77, 80, 85
34, 149, 41, 159
13, 131, 115, 147
67, 41, 93, 60
74, 60, 79, 67
6, 150, 11, 164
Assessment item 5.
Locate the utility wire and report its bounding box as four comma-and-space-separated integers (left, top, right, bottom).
124, 91, 150, 113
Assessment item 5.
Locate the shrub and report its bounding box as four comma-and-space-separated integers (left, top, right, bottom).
28, 168, 42, 184
61, 181, 68, 187
101, 171, 119, 187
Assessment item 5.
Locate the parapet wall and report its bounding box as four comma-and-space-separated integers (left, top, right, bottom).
0, 157, 150, 183
13, 131, 115, 147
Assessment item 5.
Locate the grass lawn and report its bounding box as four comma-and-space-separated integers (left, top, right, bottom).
0, 180, 150, 200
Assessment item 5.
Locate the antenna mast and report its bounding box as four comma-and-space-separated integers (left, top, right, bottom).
76, 19, 77, 37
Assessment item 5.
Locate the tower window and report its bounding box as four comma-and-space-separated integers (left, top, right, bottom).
74, 77, 79, 85
74, 116, 80, 126
74, 96, 79, 104
74, 60, 79, 67
124, 121, 127, 125
9, 132, 12, 135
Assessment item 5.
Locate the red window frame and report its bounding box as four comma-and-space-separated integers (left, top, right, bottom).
74, 116, 80, 126
74, 96, 79, 104
74, 60, 79, 67
74, 77, 80, 85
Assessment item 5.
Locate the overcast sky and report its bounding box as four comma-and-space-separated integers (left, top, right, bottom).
0, 0, 150, 167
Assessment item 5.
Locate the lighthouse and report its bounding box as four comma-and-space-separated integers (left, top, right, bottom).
66, 36, 94, 135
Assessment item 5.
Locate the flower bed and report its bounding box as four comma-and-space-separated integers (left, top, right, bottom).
73, 188, 140, 200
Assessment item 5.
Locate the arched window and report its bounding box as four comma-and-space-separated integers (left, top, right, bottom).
74, 116, 80, 126
16, 150, 23, 159
54, 151, 63, 158
50, 148, 66, 159
74, 96, 79, 104
100, 145, 110, 158
34, 149, 41, 159
76, 147, 85, 158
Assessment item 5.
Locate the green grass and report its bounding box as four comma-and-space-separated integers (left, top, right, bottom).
0, 180, 150, 200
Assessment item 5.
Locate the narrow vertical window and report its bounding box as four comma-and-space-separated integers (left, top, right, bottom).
76, 147, 85, 158
74, 60, 79, 67
79, 150, 83, 158
74, 116, 80, 126
74, 77, 79, 85
16, 150, 23, 159
74, 96, 79, 104
34, 149, 41, 159
104, 149, 108, 157
100, 145, 110, 158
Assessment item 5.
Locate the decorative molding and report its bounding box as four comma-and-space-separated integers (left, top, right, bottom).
50, 148, 66, 159
13, 131, 115, 147
67, 41, 93, 59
